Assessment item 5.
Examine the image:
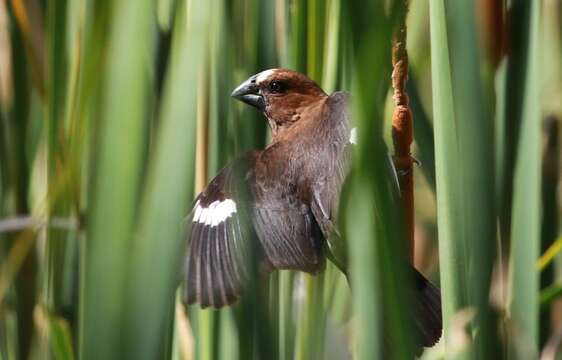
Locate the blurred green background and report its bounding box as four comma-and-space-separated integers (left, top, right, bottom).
0, 0, 560, 359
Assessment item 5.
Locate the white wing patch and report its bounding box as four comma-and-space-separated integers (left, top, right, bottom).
256, 69, 275, 84
193, 199, 237, 227
349, 127, 357, 144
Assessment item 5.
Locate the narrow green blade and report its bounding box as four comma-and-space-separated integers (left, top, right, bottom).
509, 0, 542, 357
123, 1, 211, 358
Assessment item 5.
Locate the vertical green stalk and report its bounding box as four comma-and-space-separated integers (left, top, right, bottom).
443, 1, 498, 357
278, 271, 295, 360
295, 273, 326, 360
321, 0, 340, 94
80, 0, 155, 358
199, 310, 215, 360
290, 0, 308, 73
429, 0, 469, 357
343, 1, 414, 358
46, 0, 71, 320
500, 0, 534, 240
157, 0, 176, 31
123, 0, 211, 358
306, 0, 325, 82
217, 309, 238, 360
257, 0, 278, 68
344, 184, 381, 359
540, 0, 562, 346
276, 0, 291, 69
2, 4, 34, 358
208, 0, 234, 176
268, 272, 280, 360
74, 1, 113, 356
206, 1, 238, 358
509, 0, 542, 358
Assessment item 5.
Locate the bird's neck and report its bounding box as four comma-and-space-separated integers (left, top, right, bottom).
267, 97, 328, 142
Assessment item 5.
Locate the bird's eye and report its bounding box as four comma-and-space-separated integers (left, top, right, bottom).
268, 81, 287, 94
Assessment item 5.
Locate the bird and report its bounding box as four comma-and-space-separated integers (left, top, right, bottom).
182, 68, 442, 350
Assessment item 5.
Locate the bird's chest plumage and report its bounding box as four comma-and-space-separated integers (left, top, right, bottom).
253, 131, 334, 211
226, 132, 327, 273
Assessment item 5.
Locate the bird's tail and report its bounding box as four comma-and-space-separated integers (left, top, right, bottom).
380, 266, 441, 357
411, 266, 442, 349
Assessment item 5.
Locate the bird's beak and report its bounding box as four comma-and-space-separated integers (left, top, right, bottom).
231, 75, 265, 110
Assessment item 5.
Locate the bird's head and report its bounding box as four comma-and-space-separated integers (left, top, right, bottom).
231, 69, 327, 135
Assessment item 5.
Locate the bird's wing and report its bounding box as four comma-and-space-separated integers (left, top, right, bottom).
183, 151, 269, 308
250, 144, 325, 274
309, 91, 353, 270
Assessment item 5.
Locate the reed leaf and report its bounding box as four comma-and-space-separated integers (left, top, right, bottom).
508, 0, 542, 357
80, 0, 156, 357
343, 1, 415, 358
122, 0, 211, 358
442, 1, 498, 357
429, 0, 469, 357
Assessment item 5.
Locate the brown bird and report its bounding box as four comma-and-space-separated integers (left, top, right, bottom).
183, 69, 442, 350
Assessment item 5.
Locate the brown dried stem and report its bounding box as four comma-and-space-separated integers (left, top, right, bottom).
391, 2, 414, 263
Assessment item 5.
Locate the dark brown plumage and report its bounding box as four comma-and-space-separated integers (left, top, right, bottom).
183, 68, 442, 351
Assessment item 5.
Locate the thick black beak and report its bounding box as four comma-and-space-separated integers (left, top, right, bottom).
231, 75, 265, 110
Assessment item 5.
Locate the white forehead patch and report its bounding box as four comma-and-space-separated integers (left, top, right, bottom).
255, 69, 276, 84
193, 199, 237, 227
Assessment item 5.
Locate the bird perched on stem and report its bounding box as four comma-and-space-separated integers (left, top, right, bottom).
183, 68, 441, 351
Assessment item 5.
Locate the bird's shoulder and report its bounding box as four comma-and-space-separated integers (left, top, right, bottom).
323, 91, 350, 136
327, 91, 349, 106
